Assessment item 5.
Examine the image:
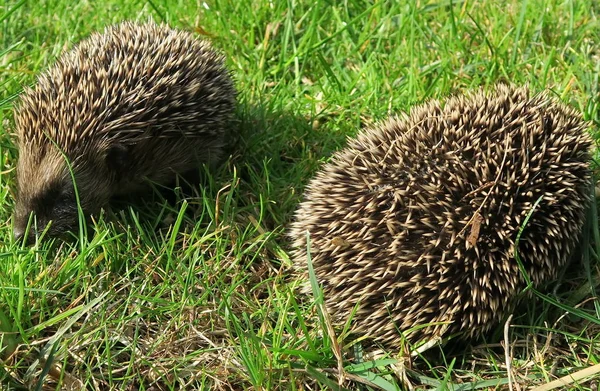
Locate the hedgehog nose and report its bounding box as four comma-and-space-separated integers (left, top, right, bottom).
13, 226, 25, 241
13, 227, 28, 241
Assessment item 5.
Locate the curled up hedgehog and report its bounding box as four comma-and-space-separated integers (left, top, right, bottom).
289, 84, 593, 349
12, 21, 236, 242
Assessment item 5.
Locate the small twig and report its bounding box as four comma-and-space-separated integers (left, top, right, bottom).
462, 181, 494, 200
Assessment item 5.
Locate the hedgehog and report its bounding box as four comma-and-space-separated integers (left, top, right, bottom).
289, 84, 593, 349
12, 21, 236, 242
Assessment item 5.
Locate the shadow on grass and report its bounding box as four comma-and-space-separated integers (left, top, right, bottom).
87, 100, 351, 265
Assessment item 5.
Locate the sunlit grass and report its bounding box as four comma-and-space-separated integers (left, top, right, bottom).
1, 0, 599, 389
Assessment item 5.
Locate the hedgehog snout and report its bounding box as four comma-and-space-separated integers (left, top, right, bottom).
13, 225, 26, 242
12, 208, 47, 244
12, 175, 88, 242
12, 201, 33, 242
12, 221, 43, 245
13, 201, 80, 243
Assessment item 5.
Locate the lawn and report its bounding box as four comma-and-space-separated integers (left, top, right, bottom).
1, 0, 600, 390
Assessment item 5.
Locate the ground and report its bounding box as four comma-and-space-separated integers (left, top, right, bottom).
1, 0, 600, 390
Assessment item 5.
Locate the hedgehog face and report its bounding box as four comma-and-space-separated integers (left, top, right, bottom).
12, 144, 116, 243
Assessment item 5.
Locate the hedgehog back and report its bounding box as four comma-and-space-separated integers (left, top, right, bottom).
16, 21, 235, 155
290, 85, 592, 348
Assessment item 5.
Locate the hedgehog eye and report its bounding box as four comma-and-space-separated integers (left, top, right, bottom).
51, 189, 76, 215
55, 192, 72, 205
105, 143, 130, 174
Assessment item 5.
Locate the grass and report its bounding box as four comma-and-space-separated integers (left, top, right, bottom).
1, 0, 600, 389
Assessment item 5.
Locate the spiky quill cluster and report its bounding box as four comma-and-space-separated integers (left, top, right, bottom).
289, 84, 592, 348
13, 21, 236, 241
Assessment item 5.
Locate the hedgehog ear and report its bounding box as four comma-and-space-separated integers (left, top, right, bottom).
105, 143, 130, 174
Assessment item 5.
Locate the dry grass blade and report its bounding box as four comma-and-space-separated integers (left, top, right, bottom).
531, 363, 600, 391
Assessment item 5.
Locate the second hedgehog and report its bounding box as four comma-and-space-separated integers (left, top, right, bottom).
12, 21, 236, 241
289, 85, 592, 349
